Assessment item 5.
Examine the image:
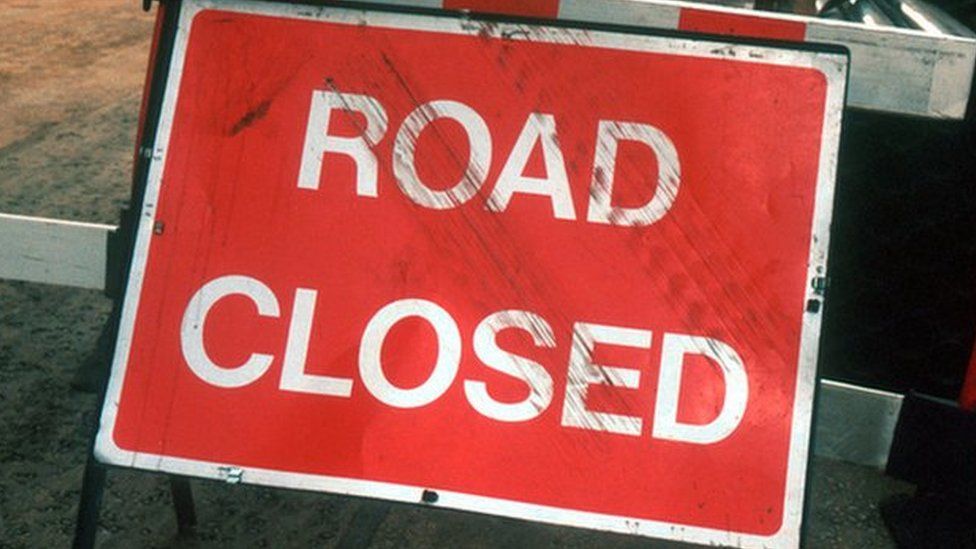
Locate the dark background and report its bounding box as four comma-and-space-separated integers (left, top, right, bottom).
820, 86, 976, 398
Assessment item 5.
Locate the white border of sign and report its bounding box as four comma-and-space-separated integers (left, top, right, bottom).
95, 1, 848, 546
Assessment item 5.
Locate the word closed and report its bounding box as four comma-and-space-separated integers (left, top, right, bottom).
181, 275, 748, 444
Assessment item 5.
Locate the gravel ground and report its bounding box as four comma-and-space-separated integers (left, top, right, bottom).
0, 1, 914, 547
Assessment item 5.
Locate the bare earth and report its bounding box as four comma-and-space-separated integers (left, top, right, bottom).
0, 1, 910, 547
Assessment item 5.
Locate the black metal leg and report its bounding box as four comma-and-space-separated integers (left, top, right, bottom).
72, 455, 107, 549
169, 476, 197, 535
72, 303, 121, 549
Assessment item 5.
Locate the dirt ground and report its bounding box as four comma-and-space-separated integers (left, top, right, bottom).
0, 0, 915, 547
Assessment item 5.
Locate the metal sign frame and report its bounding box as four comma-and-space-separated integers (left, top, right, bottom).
92, 1, 848, 546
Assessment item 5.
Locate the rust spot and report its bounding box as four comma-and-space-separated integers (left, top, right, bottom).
229, 99, 271, 136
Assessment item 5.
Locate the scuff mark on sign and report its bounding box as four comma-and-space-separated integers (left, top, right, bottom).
229, 98, 271, 136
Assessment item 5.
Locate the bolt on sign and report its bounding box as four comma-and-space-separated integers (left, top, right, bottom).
95, 0, 848, 546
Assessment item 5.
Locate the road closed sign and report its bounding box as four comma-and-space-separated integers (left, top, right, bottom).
96, 1, 847, 546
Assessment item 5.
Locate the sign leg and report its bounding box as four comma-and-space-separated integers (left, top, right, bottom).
72, 295, 123, 548
72, 455, 107, 549
169, 476, 198, 535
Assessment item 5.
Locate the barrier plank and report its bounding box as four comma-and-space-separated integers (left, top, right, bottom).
0, 213, 115, 291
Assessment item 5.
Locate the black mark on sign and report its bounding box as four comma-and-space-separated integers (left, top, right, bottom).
230, 99, 271, 136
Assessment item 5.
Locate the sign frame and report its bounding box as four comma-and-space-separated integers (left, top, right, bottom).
94, 1, 849, 546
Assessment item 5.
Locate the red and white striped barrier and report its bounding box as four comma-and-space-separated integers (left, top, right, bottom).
374, 0, 976, 118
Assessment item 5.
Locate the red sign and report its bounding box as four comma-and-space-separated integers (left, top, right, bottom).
96, 1, 847, 547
